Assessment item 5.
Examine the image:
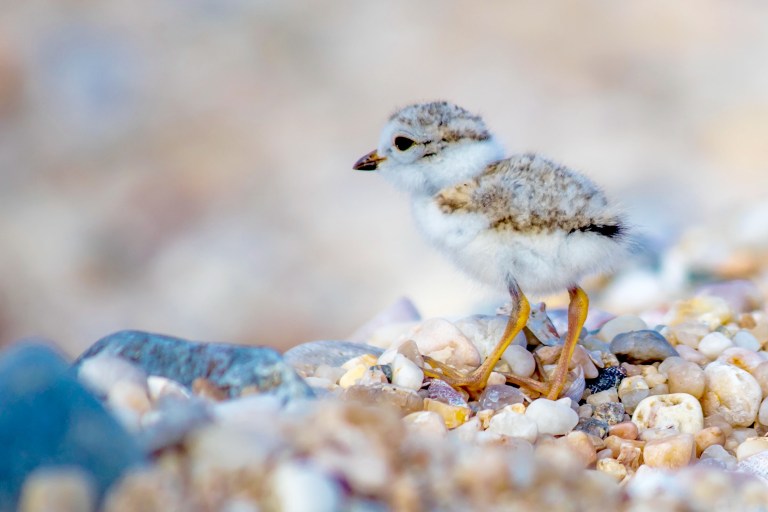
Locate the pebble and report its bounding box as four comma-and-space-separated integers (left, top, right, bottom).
597, 315, 648, 343
559, 431, 597, 468
759, 397, 768, 425
632, 393, 704, 435
593, 402, 626, 426
271, 461, 343, 512
18, 467, 96, 512
341, 384, 424, 415
586, 389, 620, 407
390, 354, 424, 391
574, 417, 609, 439
733, 330, 762, 351
453, 314, 526, 358
525, 398, 579, 436
284, 340, 383, 376
426, 379, 468, 407
697, 332, 733, 359
694, 427, 726, 456
736, 437, 768, 461
642, 433, 695, 469
752, 361, 768, 396
339, 363, 369, 389
674, 345, 710, 365
667, 322, 711, 348
586, 365, 626, 394
423, 398, 470, 429
702, 361, 762, 427
596, 458, 627, 482
665, 361, 706, 399
406, 318, 481, 372
608, 421, 638, 440
477, 385, 525, 411
717, 346, 764, 373
77, 353, 148, 398
610, 330, 679, 363
487, 408, 538, 443
147, 376, 192, 401
501, 344, 536, 378
402, 411, 447, 437
700, 444, 738, 471
737, 450, 768, 483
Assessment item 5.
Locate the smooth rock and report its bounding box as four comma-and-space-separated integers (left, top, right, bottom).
341, 384, 423, 415
753, 361, 768, 397
0, 343, 144, 511
596, 458, 627, 482
284, 340, 383, 376
597, 315, 648, 343
608, 421, 638, 440
147, 376, 191, 401
426, 379, 468, 407
632, 393, 704, 435
574, 417, 609, 439
487, 409, 538, 443
643, 433, 695, 469
478, 385, 525, 411
702, 361, 761, 427
610, 330, 678, 364
700, 444, 737, 471
502, 345, 536, 378
759, 397, 768, 426
137, 397, 212, 452
586, 366, 626, 394
75, 331, 312, 401
525, 398, 579, 436
271, 461, 343, 512
698, 332, 733, 359
559, 431, 597, 468
390, 354, 424, 391
77, 353, 148, 398
406, 318, 481, 372
694, 427, 726, 457
18, 467, 96, 512
717, 347, 764, 373
402, 411, 447, 437
675, 345, 710, 365
586, 389, 620, 407
453, 315, 526, 358
736, 437, 768, 461
423, 398, 470, 429
733, 330, 761, 351
665, 361, 706, 399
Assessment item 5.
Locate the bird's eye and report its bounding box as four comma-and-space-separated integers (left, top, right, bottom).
393, 136, 415, 151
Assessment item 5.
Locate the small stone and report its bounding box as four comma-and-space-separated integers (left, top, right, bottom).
18, 467, 96, 512
453, 314, 527, 359
610, 330, 678, 363
694, 427, 726, 457
147, 376, 191, 402
632, 393, 704, 435
571, 346, 600, 379
596, 458, 627, 482
102, 466, 187, 512
284, 340, 383, 376
574, 417, 609, 439
586, 366, 626, 394
698, 332, 733, 359
402, 411, 447, 436
356, 366, 388, 386
477, 385, 524, 411
406, 318, 481, 372
667, 322, 711, 348
618, 376, 649, 412
487, 409, 538, 443
701, 444, 738, 471
77, 353, 148, 398
486, 371, 506, 386
727, 427, 758, 453
192, 378, 228, 402
395, 339, 425, 366
643, 433, 695, 469
502, 344, 536, 378
752, 361, 768, 397
759, 397, 768, 426
675, 345, 710, 365
525, 397, 579, 436
390, 354, 424, 391
341, 384, 423, 415
423, 398, 470, 429
608, 421, 638, 440
665, 361, 706, 399
559, 430, 597, 468
593, 402, 626, 426
108, 380, 152, 418
702, 361, 762, 427
426, 379, 468, 407
271, 461, 343, 512
736, 437, 768, 461
578, 403, 594, 419
597, 315, 648, 343
620, 389, 649, 414
338, 364, 369, 389
587, 389, 620, 407
717, 347, 764, 373
733, 330, 761, 351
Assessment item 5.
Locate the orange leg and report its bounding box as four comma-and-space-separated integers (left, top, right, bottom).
546, 285, 589, 400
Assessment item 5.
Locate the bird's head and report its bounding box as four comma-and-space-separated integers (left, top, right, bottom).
353, 101, 504, 196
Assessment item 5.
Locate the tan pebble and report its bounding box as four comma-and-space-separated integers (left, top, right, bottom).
507, 402, 526, 414
717, 347, 764, 373
702, 361, 762, 427
644, 371, 667, 388
192, 378, 228, 401
667, 322, 711, 348
108, 381, 151, 416
736, 437, 768, 461
396, 339, 425, 366
649, 384, 670, 396
643, 433, 695, 469
535, 345, 560, 365
357, 367, 388, 386
341, 384, 424, 415
609, 421, 638, 440
587, 389, 619, 407
759, 397, 768, 426
407, 318, 481, 371
339, 364, 368, 388
578, 403, 594, 419
666, 361, 706, 399
477, 409, 494, 429
487, 371, 506, 386
560, 431, 597, 468
502, 345, 535, 378
658, 356, 686, 374
675, 345, 710, 366
596, 448, 614, 460
341, 353, 379, 371
147, 376, 190, 401
752, 361, 768, 397
605, 435, 645, 459
451, 417, 482, 443
618, 376, 649, 399
703, 414, 734, 438
402, 411, 447, 436
596, 457, 628, 482
632, 393, 704, 435
639, 428, 681, 442
423, 398, 470, 429
616, 443, 643, 471
19, 468, 95, 512
572, 346, 599, 379
695, 426, 726, 456
739, 313, 758, 329
621, 363, 643, 377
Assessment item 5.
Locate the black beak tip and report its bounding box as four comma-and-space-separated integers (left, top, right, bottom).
353, 160, 378, 171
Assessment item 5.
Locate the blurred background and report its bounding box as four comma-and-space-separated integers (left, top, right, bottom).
1, 1, 767, 356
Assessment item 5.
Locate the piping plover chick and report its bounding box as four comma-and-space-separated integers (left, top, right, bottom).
354, 101, 630, 399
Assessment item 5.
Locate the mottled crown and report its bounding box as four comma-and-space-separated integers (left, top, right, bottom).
389, 101, 491, 143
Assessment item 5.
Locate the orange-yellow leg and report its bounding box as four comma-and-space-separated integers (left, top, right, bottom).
546, 285, 589, 400
422, 282, 531, 395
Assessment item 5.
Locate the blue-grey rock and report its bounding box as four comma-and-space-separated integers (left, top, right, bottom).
74, 330, 312, 401
610, 330, 679, 363
0, 342, 144, 511
284, 340, 384, 375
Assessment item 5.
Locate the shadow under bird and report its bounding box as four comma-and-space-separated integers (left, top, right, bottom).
354, 101, 630, 399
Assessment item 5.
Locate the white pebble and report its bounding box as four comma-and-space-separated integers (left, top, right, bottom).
502, 345, 536, 378
759, 397, 768, 426
390, 353, 424, 391
697, 332, 733, 359
736, 437, 768, 461
272, 462, 342, 512
525, 398, 579, 436
586, 389, 619, 407
407, 318, 481, 372
733, 330, 762, 351
487, 409, 538, 443
702, 361, 762, 427
717, 347, 765, 373
597, 315, 648, 342
78, 354, 148, 397
631, 393, 704, 435
403, 411, 448, 436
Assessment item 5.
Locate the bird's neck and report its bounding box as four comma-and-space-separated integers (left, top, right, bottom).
415, 137, 504, 197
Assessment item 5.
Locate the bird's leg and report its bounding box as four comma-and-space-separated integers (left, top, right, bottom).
546, 285, 589, 400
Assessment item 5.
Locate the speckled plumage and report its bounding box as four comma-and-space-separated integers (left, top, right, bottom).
355, 101, 630, 296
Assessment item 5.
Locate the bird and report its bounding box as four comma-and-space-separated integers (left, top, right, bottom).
353, 101, 630, 400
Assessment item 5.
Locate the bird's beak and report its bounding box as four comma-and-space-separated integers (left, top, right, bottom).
353, 150, 386, 171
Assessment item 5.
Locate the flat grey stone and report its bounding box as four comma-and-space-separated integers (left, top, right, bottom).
284, 340, 383, 375
610, 330, 679, 363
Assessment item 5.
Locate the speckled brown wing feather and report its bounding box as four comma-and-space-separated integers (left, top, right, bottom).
435, 153, 623, 235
